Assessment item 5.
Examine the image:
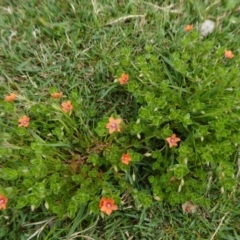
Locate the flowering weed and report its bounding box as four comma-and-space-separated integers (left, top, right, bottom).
1, 0, 240, 239
5, 93, 17, 102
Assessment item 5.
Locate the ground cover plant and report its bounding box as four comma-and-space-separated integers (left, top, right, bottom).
1, 0, 240, 239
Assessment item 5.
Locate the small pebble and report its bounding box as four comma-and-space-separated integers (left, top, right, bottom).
200, 19, 215, 37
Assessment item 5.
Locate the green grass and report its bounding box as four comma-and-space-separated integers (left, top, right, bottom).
1, 0, 240, 239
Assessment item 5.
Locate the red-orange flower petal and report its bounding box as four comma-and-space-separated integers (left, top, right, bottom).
61, 101, 73, 112
166, 134, 181, 148
184, 24, 193, 32
0, 195, 8, 210
118, 73, 129, 85
99, 197, 107, 208
5, 93, 17, 102
106, 116, 122, 134
18, 115, 30, 128
51, 92, 63, 98
224, 50, 234, 59
121, 153, 132, 165
99, 197, 118, 215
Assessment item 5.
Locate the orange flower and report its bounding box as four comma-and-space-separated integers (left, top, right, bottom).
5, 93, 17, 102
182, 201, 197, 213
61, 101, 73, 112
106, 116, 122, 134
118, 73, 129, 85
166, 134, 181, 148
224, 50, 234, 59
51, 92, 63, 98
18, 115, 30, 127
184, 24, 193, 32
0, 195, 8, 210
121, 153, 132, 165
99, 197, 118, 215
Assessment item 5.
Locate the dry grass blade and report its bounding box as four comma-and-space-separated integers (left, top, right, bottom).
61, 218, 98, 240
143, 1, 181, 13
24, 217, 56, 240
105, 15, 145, 26
91, 0, 100, 14
205, 0, 220, 12
209, 212, 229, 240
23, 217, 56, 227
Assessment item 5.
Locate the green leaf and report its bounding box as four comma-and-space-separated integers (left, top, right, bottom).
87, 153, 100, 165
27, 194, 42, 207
18, 167, 30, 177
145, 92, 155, 105
32, 183, 46, 198
155, 96, 167, 109
16, 197, 28, 209
88, 169, 99, 178
15, 127, 28, 136
70, 89, 79, 100
132, 122, 143, 134
72, 175, 85, 184
128, 150, 142, 163
95, 121, 108, 137
50, 181, 62, 195
30, 158, 43, 165
0, 168, 18, 180
72, 191, 90, 204
201, 152, 213, 164
182, 113, 193, 126
88, 200, 99, 214
138, 107, 151, 120
133, 190, 152, 208
3, 102, 15, 112
161, 125, 172, 138
170, 164, 189, 179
